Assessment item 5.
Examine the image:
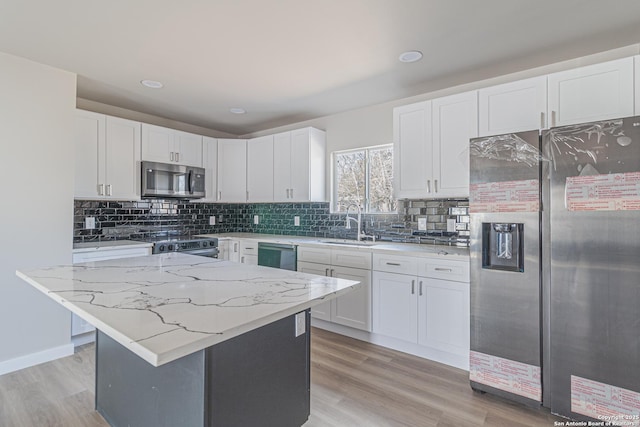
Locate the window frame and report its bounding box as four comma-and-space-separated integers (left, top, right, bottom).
331, 144, 395, 214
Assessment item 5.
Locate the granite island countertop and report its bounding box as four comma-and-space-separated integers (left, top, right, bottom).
16, 253, 360, 366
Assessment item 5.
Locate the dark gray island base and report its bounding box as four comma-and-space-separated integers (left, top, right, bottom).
96, 310, 311, 427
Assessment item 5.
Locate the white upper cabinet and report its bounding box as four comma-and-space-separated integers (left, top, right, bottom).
273, 127, 326, 202
393, 92, 477, 199
393, 101, 432, 199
141, 123, 203, 167
478, 76, 548, 136
247, 135, 274, 202
432, 91, 477, 198
201, 136, 218, 202
548, 57, 634, 127
217, 139, 247, 202
74, 110, 141, 200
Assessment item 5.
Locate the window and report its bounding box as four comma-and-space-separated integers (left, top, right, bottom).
333, 145, 396, 213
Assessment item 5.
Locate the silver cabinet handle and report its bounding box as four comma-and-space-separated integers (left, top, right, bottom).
175, 152, 179, 163
290, 188, 293, 198
419, 281, 423, 296
325, 268, 329, 276
386, 262, 401, 266
434, 179, 438, 193
246, 191, 249, 201
234, 243, 238, 252
241, 256, 245, 263
98, 184, 104, 196
245, 247, 254, 250
218, 191, 222, 200
287, 189, 291, 198
540, 112, 545, 129
170, 152, 174, 161
106, 184, 112, 196
427, 180, 431, 193
551, 110, 557, 127
434, 267, 453, 272
330, 269, 335, 277
411, 280, 415, 295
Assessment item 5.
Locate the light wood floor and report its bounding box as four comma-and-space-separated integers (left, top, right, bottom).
0, 328, 562, 426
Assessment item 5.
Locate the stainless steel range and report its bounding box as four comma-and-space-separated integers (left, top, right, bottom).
149, 237, 219, 258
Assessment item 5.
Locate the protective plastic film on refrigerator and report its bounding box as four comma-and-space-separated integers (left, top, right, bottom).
544, 117, 640, 423
469, 130, 543, 406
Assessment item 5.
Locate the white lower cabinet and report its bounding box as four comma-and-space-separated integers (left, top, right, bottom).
372, 254, 470, 368
298, 246, 372, 332
225, 239, 240, 262
71, 245, 152, 344
239, 240, 258, 265
372, 271, 418, 342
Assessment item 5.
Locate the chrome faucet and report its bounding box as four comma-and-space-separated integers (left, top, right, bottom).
345, 203, 364, 241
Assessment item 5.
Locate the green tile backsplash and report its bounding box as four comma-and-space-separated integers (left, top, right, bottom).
74, 199, 469, 246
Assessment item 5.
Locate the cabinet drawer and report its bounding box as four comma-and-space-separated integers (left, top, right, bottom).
372, 253, 419, 275
298, 246, 331, 264
240, 240, 259, 256
418, 258, 469, 283
331, 249, 372, 269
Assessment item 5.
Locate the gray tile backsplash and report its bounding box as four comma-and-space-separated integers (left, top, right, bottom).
74, 198, 470, 246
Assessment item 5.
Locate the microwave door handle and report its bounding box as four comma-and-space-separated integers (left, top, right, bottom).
187, 170, 194, 194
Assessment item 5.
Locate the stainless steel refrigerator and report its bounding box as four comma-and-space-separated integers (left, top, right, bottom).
469, 118, 640, 422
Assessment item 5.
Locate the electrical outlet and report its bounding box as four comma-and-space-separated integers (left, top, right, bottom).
295, 312, 306, 337
85, 217, 95, 230
294, 216, 300, 226
253, 215, 259, 225
209, 216, 216, 225
417, 217, 427, 231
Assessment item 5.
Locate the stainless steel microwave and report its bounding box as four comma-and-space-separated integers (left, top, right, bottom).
141, 161, 206, 199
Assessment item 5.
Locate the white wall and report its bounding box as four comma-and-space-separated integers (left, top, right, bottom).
0, 52, 77, 372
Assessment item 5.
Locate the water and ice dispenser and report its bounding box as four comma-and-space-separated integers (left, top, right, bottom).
481, 223, 524, 272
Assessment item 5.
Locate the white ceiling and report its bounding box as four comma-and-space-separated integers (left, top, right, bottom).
2, 0, 640, 135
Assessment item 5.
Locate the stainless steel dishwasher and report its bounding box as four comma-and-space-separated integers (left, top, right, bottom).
258, 242, 297, 271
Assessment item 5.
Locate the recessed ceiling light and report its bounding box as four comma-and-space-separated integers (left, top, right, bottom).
140, 79, 163, 89
229, 107, 246, 114
398, 51, 423, 63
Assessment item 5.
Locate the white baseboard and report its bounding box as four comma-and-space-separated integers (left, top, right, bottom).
0, 343, 74, 376
72, 331, 96, 347
311, 318, 469, 371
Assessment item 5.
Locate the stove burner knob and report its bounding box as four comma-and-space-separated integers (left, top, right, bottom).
168, 244, 174, 251
202, 241, 208, 247
158, 245, 165, 252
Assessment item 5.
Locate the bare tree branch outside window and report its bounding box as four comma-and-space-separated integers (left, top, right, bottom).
333, 145, 396, 213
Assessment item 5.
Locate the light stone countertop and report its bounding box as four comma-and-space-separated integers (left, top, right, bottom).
201, 233, 470, 259
16, 253, 360, 366
72, 240, 153, 253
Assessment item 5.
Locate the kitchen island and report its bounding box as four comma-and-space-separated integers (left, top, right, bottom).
16, 253, 360, 427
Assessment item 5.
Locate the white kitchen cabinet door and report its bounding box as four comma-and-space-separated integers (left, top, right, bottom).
247, 135, 274, 202
273, 131, 292, 201
393, 101, 433, 199
217, 240, 229, 260
227, 239, 240, 262
174, 130, 203, 167
297, 261, 332, 321
141, 124, 203, 167
74, 110, 104, 198
478, 76, 547, 136
104, 116, 141, 200
548, 57, 634, 127
432, 91, 478, 198
141, 123, 173, 163
418, 278, 470, 357
331, 266, 371, 331
201, 137, 218, 202
290, 127, 326, 202
216, 139, 247, 202
372, 272, 418, 343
